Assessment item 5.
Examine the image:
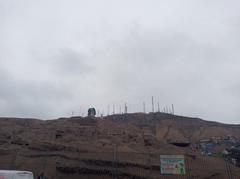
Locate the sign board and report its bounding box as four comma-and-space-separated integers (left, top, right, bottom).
160, 155, 186, 175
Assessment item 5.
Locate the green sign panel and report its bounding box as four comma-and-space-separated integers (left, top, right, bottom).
160, 155, 186, 175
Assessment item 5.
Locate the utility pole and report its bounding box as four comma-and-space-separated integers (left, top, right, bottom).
108, 105, 110, 116
113, 105, 115, 115
151, 96, 154, 113
157, 102, 160, 112
143, 102, 146, 113
124, 103, 128, 114
172, 104, 174, 115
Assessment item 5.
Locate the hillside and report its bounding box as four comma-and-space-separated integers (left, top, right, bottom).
0, 113, 240, 179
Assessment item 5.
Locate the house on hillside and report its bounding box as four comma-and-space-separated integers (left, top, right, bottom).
226, 145, 240, 167
199, 139, 215, 155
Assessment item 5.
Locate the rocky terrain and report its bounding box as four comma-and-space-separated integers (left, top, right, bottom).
0, 112, 240, 179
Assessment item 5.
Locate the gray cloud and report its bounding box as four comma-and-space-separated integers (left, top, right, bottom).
50, 48, 94, 76
0, 68, 74, 118
0, 0, 240, 123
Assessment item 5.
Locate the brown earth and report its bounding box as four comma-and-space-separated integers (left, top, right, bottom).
0, 112, 239, 179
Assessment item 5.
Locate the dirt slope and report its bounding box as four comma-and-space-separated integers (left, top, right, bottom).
0, 113, 239, 179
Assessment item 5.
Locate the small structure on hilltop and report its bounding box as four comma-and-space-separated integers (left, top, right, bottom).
88, 108, 96, 117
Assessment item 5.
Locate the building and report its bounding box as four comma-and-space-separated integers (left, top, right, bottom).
88, 108, 96, 117
227, 145, 240, 167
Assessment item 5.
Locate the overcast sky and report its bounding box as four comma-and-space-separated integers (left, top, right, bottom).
0, 0, 240, 123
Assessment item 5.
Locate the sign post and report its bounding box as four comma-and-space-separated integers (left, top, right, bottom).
160, 155, 186, 175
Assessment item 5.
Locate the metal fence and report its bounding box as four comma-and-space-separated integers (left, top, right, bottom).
0, 150, 240, 179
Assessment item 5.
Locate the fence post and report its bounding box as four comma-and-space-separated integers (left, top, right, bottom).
111, 144, 118, 179
10, 149, 19, 170
224, 159, 233, 179
186, 157, 193, 179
